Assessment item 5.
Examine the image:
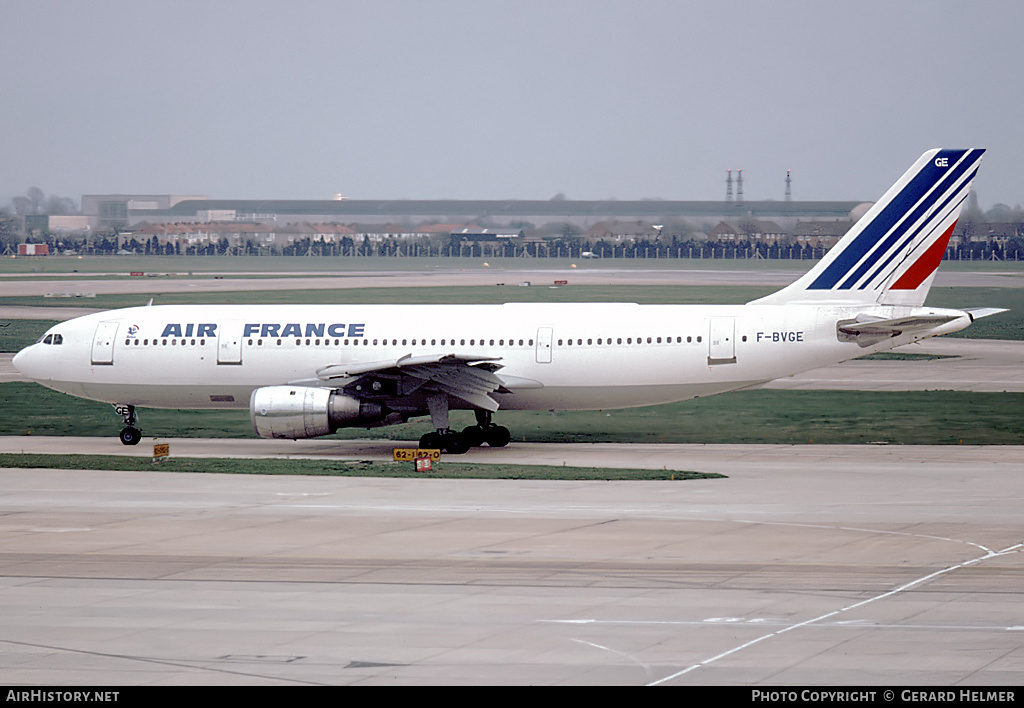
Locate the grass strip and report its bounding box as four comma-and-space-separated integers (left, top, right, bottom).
0, 452, 719, 480
4, 384, 1023, 445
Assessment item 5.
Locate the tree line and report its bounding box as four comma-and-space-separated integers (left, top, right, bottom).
12, 232, 1023, 261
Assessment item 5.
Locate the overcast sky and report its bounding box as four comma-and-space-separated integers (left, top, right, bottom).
3, 0, 1022, 208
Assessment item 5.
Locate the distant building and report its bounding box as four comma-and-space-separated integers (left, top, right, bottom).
706, 220, 785, 242
80, 192, 864, 233
449, 227, 523, 241
792, 220, 854, 247
23, 215, 91, 235
958, 221, 1024, 245
706, 222, 742, 242
132, 221, 276, 248
584, 221, 660, 241
81, 194, 206, 230
276, 222, 356, 244
348, 223, 429, 242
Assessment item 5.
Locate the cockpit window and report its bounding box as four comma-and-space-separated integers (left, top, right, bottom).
43, 334, 53, 345
52, 334, 63, 345
40, 333, 63, 345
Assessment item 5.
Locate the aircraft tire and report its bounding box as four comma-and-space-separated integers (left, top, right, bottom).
441, 432, 470, 455
460, 425, 486, 447
119, 427, 142, 446
419, 432, 443, 449
485, 425, 511, 448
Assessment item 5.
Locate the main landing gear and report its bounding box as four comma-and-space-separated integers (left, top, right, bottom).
115, 404, 142, 446
418, 405, 511, 455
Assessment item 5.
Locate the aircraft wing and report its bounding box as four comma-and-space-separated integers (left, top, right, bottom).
289, 353, 512, 412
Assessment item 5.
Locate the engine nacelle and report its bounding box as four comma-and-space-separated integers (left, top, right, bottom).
250, 386, 389, 439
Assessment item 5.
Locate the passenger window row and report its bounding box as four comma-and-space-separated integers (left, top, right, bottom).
242, 338, 537, 347
122, 335, 732, 349
557, 335, 703, 346
125, 339, 207, 346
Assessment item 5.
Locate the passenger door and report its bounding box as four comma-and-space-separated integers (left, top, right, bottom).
535, 326, 553, 364
708, 317, 737, 365
217, 322, 244, 365
90, 321, 119, 365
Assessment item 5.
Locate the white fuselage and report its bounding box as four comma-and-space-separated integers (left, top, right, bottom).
14, 301, 960, 414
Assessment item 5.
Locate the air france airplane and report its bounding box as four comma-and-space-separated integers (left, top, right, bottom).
14, 149, 1004, 453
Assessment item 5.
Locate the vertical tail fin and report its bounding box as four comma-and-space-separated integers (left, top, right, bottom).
752, 149, 985, 306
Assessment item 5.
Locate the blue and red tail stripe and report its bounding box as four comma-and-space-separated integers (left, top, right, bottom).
890, 219, 958, 290
808, 149, 983, 291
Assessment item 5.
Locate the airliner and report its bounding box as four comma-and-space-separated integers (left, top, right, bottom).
14, 149, 1004, 453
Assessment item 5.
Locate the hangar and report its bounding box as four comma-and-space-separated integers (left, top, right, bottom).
81, 194, 862, 231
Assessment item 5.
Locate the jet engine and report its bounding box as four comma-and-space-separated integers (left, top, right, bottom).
250, 386, 392, 439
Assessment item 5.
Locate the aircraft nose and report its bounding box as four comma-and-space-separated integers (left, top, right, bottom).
12, 348, 27, 374
12, 346, 38, 380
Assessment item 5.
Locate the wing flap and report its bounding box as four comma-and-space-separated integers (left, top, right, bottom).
403, 363, 504, 411
316, 352, 501, 381
311, 353, 507, 411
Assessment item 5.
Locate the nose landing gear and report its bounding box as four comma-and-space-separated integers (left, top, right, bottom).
114, 404, 142, 446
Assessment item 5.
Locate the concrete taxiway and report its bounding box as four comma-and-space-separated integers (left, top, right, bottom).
1, 265, 1021, 300
762, 338, 1024, 392
0, 440, 1021, 685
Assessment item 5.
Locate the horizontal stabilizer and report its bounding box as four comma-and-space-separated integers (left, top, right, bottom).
965, 307, 1009, 321
837, 311, 971, 347
838, 313, 957, 336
